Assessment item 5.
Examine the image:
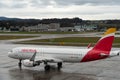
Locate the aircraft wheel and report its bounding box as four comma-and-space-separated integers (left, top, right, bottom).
44, 65, 50, 71
57, 62, 62, 70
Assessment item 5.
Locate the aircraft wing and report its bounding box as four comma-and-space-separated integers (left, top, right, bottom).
34, 56, 63, 63
30, 52, 63, 63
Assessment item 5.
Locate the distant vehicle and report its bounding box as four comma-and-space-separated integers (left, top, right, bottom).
8, 28, 120, 71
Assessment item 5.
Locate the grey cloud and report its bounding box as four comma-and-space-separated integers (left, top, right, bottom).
0, 2, 9, 8
30, 0, 120, 7
11, 3, 27, 8
11, 0, 28, 8
30, 0, 55, 7
1, 0, 120, 9
54, 0, 120, 6
0, 0, 28, 9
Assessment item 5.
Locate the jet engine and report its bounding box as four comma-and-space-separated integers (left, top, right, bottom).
23, 59, 40, 67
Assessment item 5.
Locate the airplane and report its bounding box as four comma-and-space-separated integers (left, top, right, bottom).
8, 28, 120, 71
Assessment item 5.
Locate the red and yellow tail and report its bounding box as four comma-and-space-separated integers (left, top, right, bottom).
81, 28, 116, 62
93, 28, 116, 51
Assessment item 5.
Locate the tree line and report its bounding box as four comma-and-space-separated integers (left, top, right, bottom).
0, 17, 82, 28
0, 16, 120, 29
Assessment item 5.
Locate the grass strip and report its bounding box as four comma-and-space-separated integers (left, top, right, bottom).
0, 35, 37, 40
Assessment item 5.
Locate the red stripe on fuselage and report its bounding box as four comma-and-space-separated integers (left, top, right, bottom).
81, 36, 114, 62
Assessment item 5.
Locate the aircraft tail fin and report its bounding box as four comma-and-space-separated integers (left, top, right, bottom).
81, 28, 116, 62
93, 28, 116, 51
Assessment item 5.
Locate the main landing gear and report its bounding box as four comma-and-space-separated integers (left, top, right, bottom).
57, 62, 62, 70
44, 64, 51, 71
44, 61, 50, 71
44, 62, 63, 71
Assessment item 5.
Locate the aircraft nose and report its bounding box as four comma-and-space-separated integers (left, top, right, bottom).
8, 51, 13, 58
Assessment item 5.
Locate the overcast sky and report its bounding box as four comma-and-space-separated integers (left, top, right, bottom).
0, 0, 120, 20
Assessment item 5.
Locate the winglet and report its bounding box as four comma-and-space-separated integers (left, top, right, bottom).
87, 43, 92, 49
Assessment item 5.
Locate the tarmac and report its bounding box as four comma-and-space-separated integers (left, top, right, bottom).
0, 33, 120, 80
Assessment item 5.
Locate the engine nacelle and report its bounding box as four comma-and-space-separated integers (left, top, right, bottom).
23, 59, 40, 67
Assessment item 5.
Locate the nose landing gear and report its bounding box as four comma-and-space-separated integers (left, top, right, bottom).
18, 59, 22, 70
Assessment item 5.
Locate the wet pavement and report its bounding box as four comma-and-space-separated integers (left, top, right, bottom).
0, 43, 120, 80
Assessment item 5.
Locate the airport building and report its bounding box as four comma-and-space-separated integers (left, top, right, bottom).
48, 23, 60, 31
10, 26, 19, 32
74, 24, 97, 31
26, 24, 49, 32
0, 27, 2, 32
25, 23, 60, 32
0, 23, 98, 32
60, 27, 74, 32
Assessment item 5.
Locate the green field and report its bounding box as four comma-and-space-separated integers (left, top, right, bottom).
18, 37, 120, 43
0, 35, 37, 40
21, 37, 99, 43
16, 37, 120, 47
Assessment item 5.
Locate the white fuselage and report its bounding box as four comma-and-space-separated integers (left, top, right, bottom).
8, 47, 91, 62
8, 46, 119, 63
